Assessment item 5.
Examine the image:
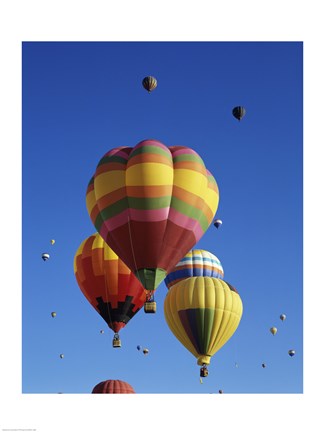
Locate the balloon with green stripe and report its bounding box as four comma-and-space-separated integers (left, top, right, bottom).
164, 276, 243, 374
86, 139, 219, 293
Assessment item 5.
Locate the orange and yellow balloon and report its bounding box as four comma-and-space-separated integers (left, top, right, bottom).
74, 233, 147, 344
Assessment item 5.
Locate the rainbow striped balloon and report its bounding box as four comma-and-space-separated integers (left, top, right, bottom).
165, 249, 224, 289
86, 139, 219, 292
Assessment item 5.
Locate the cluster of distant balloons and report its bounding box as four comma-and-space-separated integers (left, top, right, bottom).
261, 314, 295, 368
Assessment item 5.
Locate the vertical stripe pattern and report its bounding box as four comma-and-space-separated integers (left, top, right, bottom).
92, 379, 135, 394
164, 277, 243, 366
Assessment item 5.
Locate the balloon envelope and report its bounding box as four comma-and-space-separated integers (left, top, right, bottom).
74, 233, 147, 335
280, 314, 286, 321
42, 253, 50, 261
270, 327, 277, 335
92, 379, 135, 394
232, 106, 246, 121
165, 249, 224, 289
213, 219, 222, 228
86, 139, 219, 292
164, 276, 243, 366
142, 76, 157, 92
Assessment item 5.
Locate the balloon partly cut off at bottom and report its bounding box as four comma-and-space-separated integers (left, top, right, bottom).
197, 354, 211, 366
135, 268, 167, 291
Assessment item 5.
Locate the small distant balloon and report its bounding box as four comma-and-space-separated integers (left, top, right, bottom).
280, 314, 286, 321
42, 253, 50, 261
50, 239, 55, 245
213, 219, 222, 229
143, 348, 149, 355
51, 312, 56, 318
262, 363, 266, 368
218, 389, 223, 394
288, 350, 295, 357
137, 345, 141, 351
59, 354, 64, 359
270, 327, 277, 335
142, 76, 157, 92
100, 330, 104, 334
232, 106, 246, 121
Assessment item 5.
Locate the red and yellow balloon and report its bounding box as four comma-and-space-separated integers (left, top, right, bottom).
74, 232, 147, 345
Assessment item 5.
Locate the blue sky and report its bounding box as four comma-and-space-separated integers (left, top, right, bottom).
22, 40, 303, 395
2, 2, 324, 431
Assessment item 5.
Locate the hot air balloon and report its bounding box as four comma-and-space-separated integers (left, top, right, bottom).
41, 253, 50, 261
142, 76, 157, 92
100, 330, 104, 334
143, 348, 149, 355
86, 139, 219, 309
270, 327, 277, 335
232, 106, 246, 121
262, 363, 266, 368
92, 379, 135, 394
213, 219, 222, 229
164, 276, 243, 377
218, 389, 223, 394
74, 233, 147, 348
288, 350, 295, 357
50, 239, 55, 245
165, 249, 224, 289
60, 354, 64, 359
280, 314, 286, 321
137, 345, 141, 351
51, 312, 56, 318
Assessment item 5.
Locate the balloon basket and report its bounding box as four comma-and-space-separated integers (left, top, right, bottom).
144, 301, 156, 313
200, 367, 209, 378
112, 339, 122, 348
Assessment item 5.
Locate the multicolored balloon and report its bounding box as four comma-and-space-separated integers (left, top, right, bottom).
86, 139, 219, 293
92, 379, 135, 394
165, 249, 224, 289
73, 233, 147, 345
164, 276, 243, 375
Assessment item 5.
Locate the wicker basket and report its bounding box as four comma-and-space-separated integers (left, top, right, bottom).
200, 368, 209, 378
144, 301, 157, 313
113, 338, 122, 348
